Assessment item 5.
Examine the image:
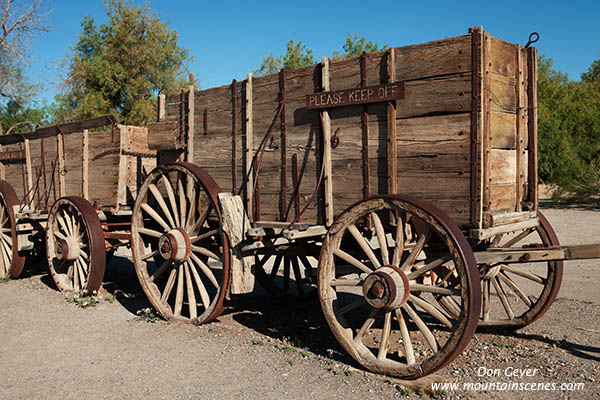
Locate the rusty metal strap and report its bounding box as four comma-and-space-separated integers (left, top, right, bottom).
121, 150, 157, 158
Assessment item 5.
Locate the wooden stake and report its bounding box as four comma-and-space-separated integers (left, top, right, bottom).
0, 123, 4, 180
386, 48, 397, 195
82, 129, 89, 200
186, 85, 195, 163
515, 45, 525, 212
527, 46, 538, 210
24, 139, 33, 206
57, 133, 65, 198
321, 57, 333, 226
245, 73, 254, 219
158, 93, 166, 121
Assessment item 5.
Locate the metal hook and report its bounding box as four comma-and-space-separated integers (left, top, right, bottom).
525, 32, 539, 48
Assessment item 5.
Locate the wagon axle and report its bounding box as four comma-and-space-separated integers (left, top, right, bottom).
362, 265, 410, 310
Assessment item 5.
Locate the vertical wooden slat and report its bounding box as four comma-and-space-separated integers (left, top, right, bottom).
158, 93, 166, 121
82, 129, 89, 200
515, 45, 525, 211
0, 124, 4, 180
321, 57, 333, 226
24, 139, 32, 206
186, 85, 195, 163
245, 73, 254, 219
231, 79, 238, 195
117, 125, 128, 208
279, 69, 287, 221
386, 48, 397, 195
360, 52, 370, 199
527, 46, 538, 210
470, 26, 484, 228
482, 31, 492, 217
57, 133, 65, 198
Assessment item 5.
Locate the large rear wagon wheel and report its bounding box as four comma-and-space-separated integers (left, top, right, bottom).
0, 180, 25, 279
46, 196, 105, 293
131, 162, 230, 325
476, 212, 563, 329
318, 195, 480, 379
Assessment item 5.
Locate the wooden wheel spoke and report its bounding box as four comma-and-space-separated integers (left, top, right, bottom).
141, 249, 159, 261
174, 264, 185, 316
66, 263, 74, 281
190, 229, 218, 244
138, 227, 162, 238
190, 253, 219, 288
482, 279, 490, 321
336, 298, 365, 316
395, 308, 416, 365
141, 203, 170, 232
403, 302, 438, 353
76, 259, 87, 283
57, 213, 71, 236
409, 283, 460, 296
183, 262, 197, 319
401, 227, 431, 272
188, 260, 211, 309
160, 175, 180, 227
269, 255, 283, 280
330, 279, 363, 287
291, 257, 304, 294
188, 204, 213, 235
392, 213, 405, 267
377, 311, 392, 360
498, 271, 533, 307
185, 185, 197, 232
371, 212, 389, 265
502, 265, 546, 284
333, 248, 372, 274
504, 227, 535, 248
191, 245, 220, 262
177, 174, 187, 228
298, 255, 314, 281
406, 255, 453, 280
72, 260, 80, 291
348, 224, 381, 268
408, 294, 453, 328
490, 233, 504, 247
353, 309, 379, 344
150, 259, 173, 283
148, 183, 177, 229
160, 268, 177, 304
283, 257, 291, 292
492, 276, 515, 319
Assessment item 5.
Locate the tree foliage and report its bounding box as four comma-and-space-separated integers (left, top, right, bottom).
538, 55, 600, 203
57, 0, 191, 125
254, 34, 386, 76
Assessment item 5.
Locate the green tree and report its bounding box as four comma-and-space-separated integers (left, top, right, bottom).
582, 58, 600, 87
0, 99, 50, 134
254, 40, 314, 76
331, 33, 387, 60
57, 0, 191, 125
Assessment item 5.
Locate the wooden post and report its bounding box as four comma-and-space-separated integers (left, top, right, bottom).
158, 93, 166, 121
185, 85, 195, 163
0, 123, 4, 180
245, 73, 254, 220
470, 26, 484, 228
24, 139, 33, 206
386, 48, 397, 195
482, 31, 492, 215
57, 133, 65, 198
117, 125, 128, 208
515, 46, 525, 212
527, 46, 538, 210
321, 57, 334, 226
82, 129, 89, 200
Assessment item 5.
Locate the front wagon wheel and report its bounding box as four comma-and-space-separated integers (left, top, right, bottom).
318, 195, 480, 379
131, 162, 230, 324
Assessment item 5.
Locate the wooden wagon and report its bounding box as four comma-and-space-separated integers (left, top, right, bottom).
2, 26, 599, 380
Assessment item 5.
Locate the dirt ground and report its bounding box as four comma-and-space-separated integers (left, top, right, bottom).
0, 206, 598, 400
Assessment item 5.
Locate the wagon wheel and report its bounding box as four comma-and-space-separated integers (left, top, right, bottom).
0, 180, 25, 279
46, 196, 105, 293
254, 243, 318, 300
131, 162, 230, 324
475, 212, 563, 329
318, 195, 480, 379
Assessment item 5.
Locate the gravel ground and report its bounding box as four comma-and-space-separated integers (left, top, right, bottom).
0, 206, 598, 399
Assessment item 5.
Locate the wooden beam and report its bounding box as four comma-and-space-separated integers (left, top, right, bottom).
321, 57, 334, 226
470, 26, 484, 229
24, 139, 33, 206
245, 73, 254, 220
515, 45, 525, 212
482, 31, 492, 215
57, 133, 65, 198
0, 116, 115, 146
386, 48, 397, 195
185, 85, 195, 163
158, 93, 166, 121
117, 126, 128, 208
0, 123, 4, 180
82, 129, 89, 200
527, 46, 538, 210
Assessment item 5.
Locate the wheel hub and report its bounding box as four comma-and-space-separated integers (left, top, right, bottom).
362, 265, 410, 310
55, 236, 80, 261
158, 228, 191, 262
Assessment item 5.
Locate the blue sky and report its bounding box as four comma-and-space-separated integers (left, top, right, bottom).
27, 0, 600, 105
